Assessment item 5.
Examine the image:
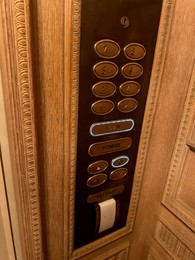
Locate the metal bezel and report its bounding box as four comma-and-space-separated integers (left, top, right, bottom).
94, 39, 121, 59
124, 42, 146, 61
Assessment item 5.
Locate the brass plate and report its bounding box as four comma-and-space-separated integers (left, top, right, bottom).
111, 155, 129, 168
124, 43, 146, 60
117, 98, 138, 113
88, 137, 132, 157
93, 61, 118, 79
87, 184, 124, 203
110, 168, 128, 181
90, 119, 134, 136
88, 160, 108, 174
92, 81, 116, 98
121, 63, 143, 79
91, 100, 115, 115
86, 174, 107, 187
94, 39, 121, 59
119, 81, 141, 97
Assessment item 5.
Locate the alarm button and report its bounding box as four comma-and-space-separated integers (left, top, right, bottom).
88, 161, 108, 174
124, 43, 146, 60
87, 174, 107, 187
94, 40, 121, 59
110, 168, 128, 180
119, 81, 141, 97
117, 98, 138, 113
93, 61, 118, 79
121, 63, 143, 79
91, 100, 114, 115
92, 82, 116, 98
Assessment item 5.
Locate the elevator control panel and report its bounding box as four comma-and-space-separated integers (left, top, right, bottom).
74, 0, 163, 249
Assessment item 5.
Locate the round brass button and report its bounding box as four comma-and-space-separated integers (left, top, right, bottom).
124, 43, 146, 60
93, 61, 118, 79
117, 98, 138, 113
87, 174, 107, 187
91, 100, 115, 115
111, 155, 129, 168
110, 168, 128, 181
119, 81, 141, 97
88, 160, 108, 174
121, 63, 143, 79
94, 39, 121, 59
92, 81, 116, 98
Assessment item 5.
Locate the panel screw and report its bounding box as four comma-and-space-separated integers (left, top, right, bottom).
120, 16, 130, 28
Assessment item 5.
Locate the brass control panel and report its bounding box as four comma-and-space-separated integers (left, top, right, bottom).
74, 0, 163, 249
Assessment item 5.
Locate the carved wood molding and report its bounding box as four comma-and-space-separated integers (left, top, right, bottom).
1, 0, 43, 259
162, 65, 195, 230
65, 0, 175, 259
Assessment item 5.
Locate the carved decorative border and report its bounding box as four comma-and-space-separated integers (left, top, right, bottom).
162, 65, 195, 230
66, 0, 175, 259
154, 220, 195, 259
1, 0, 43, 259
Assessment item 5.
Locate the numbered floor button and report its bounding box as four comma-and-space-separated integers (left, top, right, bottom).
119, 81, 141, 97
92, 81, 116, 98
93, 61, 118, 79
88, 160, 108, 174
87, 174, 107, 187
94, 39, 121, 59
91, 100, 115, 115
121, 63, 143, 79
117, 98, 138, 113
111, 155, 129, 168
124, 43, 146, 60
110, 168, 128, 181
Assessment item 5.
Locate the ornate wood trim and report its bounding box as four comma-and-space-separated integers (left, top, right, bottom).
162, 64, 195, 231
64, 0, 175, 258
1, 0, 43, 259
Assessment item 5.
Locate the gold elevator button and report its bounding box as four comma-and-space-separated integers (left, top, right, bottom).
93, 61, 118, 79
88, 137, 132, 157
117, 98, 138, 113
119, 81, 141, 97
91, 100, 114, 115
92, 81, 116, 98
94, 39, 121, 59
124, 43, 146, 60
87, 174, 107, 187
110, 168, 128, 181
88, 161, 108, 174
121, 63, 143, 79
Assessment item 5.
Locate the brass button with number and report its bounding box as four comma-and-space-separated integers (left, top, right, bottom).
88, 137, 132, 157
119, 81, 141, 97
93, 61, 118, 79
117, 98, 138, 113
88, 161, 108, 174
124, 43, 146, 60
91, 100, 114, 115
110, 168, 128, 181
121, 63, 143, 79
94, 39, 121, 59
87, 174, 107, 187
111, 155, 129, 168
92, 81, 116, 98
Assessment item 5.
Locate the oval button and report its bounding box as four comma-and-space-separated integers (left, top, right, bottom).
117, 98, 138, 113
124, 43, 146, 60
111, 156, 129, 168
87, 174, 107, 187
94, 39, 121, 59
91, 100, 114, 115
119, 81, 141, 97
88, 137, 132, 157
93, 61, 118, 79
92, 81, 116, 98
110, 168, 128, 181
88, 161, 108, 174
121, 63, 143, 79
